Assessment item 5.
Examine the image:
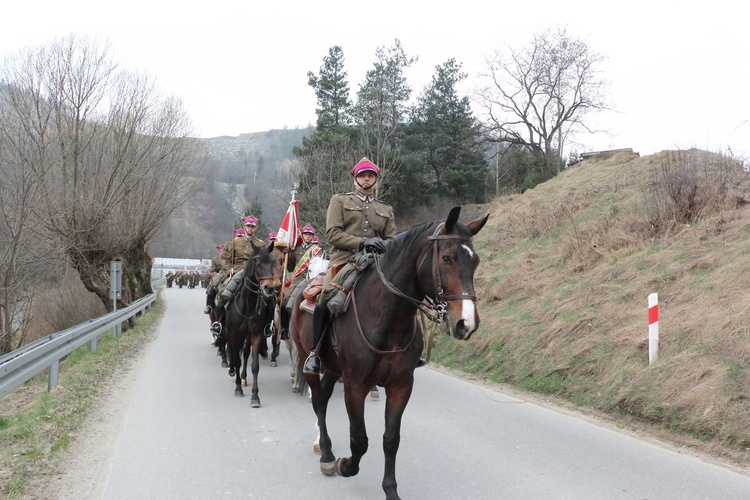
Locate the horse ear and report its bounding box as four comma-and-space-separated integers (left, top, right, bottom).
466, 213, 489, 236
444, 206, 461, 232
267, 241, 275, 254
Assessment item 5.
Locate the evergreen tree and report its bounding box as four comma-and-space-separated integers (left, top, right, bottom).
351, 39, 416, 199
307, 46, 351, 130
296, 46, 360, 229
398, 59, 488, 210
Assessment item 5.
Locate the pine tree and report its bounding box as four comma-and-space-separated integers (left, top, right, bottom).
399, 59, 489, 209
306, 46, 351, 130
351, 39, 416, 193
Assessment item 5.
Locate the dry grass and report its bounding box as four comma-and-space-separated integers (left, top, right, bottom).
433, 148, 750, 467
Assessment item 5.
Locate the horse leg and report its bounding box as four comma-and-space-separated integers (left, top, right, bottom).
231, 338, 244, 397
270, 335, 279, 368
381, 382, 415, 500
334, 380, 370, 479
250, 335, 262, 408
219, 337, 228, 368
308, 371, 338, 474
241, 337, 250, 387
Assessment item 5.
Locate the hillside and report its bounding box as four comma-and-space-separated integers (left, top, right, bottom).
149, 128, 311, 259
434, 149, 750, 467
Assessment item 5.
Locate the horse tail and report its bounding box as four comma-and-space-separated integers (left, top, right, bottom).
294, 354, 308, 397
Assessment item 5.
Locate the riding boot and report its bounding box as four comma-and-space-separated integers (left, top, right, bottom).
204, 290, 215, 315
210, 307, 225, 340
303, 305, 328, 374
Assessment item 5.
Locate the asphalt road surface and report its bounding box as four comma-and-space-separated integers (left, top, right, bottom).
99, 287, 750, 500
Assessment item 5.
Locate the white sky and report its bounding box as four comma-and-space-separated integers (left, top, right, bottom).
2, 1, 748, 158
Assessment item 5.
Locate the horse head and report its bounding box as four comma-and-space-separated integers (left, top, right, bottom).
250, 242, 283, 299
425, 206, 488, 340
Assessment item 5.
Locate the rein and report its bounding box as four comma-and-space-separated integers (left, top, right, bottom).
373, 222, 476, 325
350, 222, 475, 358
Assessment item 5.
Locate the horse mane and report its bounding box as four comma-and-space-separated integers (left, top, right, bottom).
242, 244, 271, 277
379, 220, 435, 266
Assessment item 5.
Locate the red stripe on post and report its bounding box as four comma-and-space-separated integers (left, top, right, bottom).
648, 305, 658, 324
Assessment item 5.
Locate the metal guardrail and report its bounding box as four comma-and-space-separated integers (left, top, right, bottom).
0, 280, 165, 399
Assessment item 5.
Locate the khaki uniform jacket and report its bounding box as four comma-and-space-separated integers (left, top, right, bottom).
325, 192, 396, 268
220, 236, 266, 274
210, 255, 222, 273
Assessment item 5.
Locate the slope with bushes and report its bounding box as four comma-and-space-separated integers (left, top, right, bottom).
434, 149, 750, 464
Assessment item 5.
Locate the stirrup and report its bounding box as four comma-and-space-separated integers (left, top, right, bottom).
264, 323, 275, 338
303, 353, 320, 375
210, 322, 222, 337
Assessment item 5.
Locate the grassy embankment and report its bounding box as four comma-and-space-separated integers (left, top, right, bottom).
432, 149, 750, 467
0, 294, 164, 498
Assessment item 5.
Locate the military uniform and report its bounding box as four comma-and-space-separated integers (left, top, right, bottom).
220, 235, 266, 274
325, 192, 396, 272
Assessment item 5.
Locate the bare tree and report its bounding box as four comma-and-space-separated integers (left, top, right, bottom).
0, 95, 54, 353
0, 35, 203, 313
476, 27, 609, 178
296, 134, 361, 236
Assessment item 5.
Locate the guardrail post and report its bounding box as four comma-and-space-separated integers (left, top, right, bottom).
48, 360, 59, 391
111, 261, 122, 337
90, 336, 97, 352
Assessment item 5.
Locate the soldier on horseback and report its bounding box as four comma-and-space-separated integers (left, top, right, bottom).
210, 216, 266, 340
302, 158, 397, 375
204, 244, 225, 314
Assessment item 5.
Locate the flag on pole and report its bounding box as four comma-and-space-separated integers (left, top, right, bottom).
276, 196, 301, 250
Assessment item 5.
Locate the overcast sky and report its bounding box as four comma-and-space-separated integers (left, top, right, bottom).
2, 1, 747, 158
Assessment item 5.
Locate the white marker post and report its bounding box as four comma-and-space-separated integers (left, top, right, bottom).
648, 293, 659, 366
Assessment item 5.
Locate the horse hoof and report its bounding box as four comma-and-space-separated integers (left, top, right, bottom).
334, 458, 345, 476
270, 361, 277, 367
250, 399, 260, 408
228, 368, 235, 377
235, 389, 244, 397
313, 443, 322, 455
370, 390, 379, 399
320, 461, 336, 476
241, 379, 247, 387
222, 361, 229, 368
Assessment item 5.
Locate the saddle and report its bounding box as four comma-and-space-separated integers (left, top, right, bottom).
300, 273, 324, 313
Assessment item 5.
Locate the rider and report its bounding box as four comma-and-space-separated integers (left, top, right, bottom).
210, 216, 266, 338
204, 244, 225, 314
302, 157, 396, 375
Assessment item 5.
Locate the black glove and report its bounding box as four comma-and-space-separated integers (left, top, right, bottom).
361, 237, 387, 254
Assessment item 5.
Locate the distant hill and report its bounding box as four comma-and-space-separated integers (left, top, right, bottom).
148, 127, 313, 259
433, 149, 750, 465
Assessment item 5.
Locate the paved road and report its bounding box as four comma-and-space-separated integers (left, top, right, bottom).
101, 287, 750, 499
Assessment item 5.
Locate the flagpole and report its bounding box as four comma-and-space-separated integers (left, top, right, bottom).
276, 190, 296, 343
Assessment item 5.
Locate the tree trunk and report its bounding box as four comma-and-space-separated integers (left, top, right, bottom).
70, 238, 152, 317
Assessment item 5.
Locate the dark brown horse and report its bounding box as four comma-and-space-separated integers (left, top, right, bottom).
224, 243, 282, 407
291, 206, 488, 500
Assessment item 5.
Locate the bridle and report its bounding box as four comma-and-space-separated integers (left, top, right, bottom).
374, 222, 476, 325
351, 222, 476, 358
232, 255, 279, 319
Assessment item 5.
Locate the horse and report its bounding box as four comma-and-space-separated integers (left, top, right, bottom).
223, 242, 282, 407
291, 206, 488, 500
